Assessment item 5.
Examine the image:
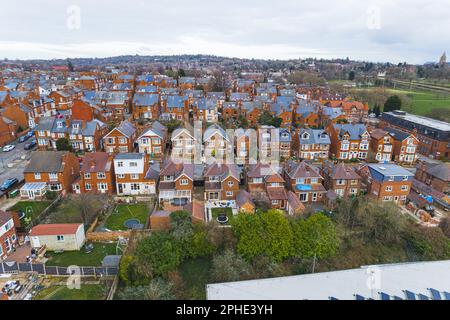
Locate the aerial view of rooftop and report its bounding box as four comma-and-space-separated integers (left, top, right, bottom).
0, 0, 449, 311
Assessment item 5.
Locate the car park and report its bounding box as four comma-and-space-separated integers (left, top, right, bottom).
0, 178, 19, 191
1, 145, 15, 152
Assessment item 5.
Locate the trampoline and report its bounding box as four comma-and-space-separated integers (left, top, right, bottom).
216, 214, 229, 224
124, 219, 141, 229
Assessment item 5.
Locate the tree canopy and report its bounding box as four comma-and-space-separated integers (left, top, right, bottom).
384, 95, 402, 112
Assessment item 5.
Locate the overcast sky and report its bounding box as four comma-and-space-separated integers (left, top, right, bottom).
0, 0, 448, 63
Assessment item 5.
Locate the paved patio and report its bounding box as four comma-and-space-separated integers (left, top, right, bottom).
5, 243, 32, 263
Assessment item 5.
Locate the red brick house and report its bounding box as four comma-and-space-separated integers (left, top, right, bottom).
204, 163, 240, 201
20, 151, 80, 199
284, 160, 326, 204
72, 152, 115, 195
357, 163, 414, 204
103, 120, 137, 153
0, 211, 18, 260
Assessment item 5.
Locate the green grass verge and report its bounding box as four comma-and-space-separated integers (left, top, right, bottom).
104, 204, 150, 231
46, 242, 117, 267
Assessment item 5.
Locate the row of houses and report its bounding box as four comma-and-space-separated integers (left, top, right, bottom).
37, 119, 416, 165
17, 149, 415, 212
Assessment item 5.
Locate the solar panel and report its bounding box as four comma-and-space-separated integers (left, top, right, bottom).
443, 292, 450, 300
418, 294, 429, 300
393, 296, 403, 300
379, 292, 390, 300
428, 288, 442, 300
354, 294, 365, 301
404, 290, 416, 300
329, 296, 339, 300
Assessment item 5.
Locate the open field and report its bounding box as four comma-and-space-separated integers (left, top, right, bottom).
350, 87, 450, 116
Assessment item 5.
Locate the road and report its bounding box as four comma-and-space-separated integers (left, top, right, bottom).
0, 140, 35, 194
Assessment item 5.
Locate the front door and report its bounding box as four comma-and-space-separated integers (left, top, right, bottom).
312, 192, 318, 202
118, 183, 123, 194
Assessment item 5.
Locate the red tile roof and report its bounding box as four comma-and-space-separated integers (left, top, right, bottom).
29, 223, 83, 236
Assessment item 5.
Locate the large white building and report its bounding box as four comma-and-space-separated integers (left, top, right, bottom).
207, 260, 450, 300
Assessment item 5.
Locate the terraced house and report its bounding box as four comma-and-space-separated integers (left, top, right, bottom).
385, 127, 419, 164
21, 151, 80, 199
258, 126, 291, 161
328, 123, 370, 161
132, 92, 160, 120
113, 153, 158, 196
34, 115, 106, 152
161, 95, 188, 121
369, 128, 394, 163
72, 152, 115, 195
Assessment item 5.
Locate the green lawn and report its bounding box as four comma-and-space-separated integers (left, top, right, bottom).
104, 204, 150, 231
35, 284, 106, 300
8, 201, 51, 227
179, 257, 212, 300
46, 242, 117, 267
385, 89, 450, 115
211, 207, 234, 224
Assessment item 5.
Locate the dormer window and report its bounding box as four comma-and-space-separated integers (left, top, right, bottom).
302, 133, 310, 140
56, 121, 63, 128
165, 176, 174, 182
73, 123, 79, 129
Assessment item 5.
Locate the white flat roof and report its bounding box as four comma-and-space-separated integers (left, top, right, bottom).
386, 112, 450, 132
207, 260, 450, 300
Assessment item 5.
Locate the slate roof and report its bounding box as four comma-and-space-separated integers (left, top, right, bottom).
133, 93, 159, 106
81, 152, 111, 173
24, 151, 69, 173
298, 128, 330, 145
113, 120, 136, 138
0, 210, 13, 227
333, 123, 368, 140
204, 163, 239, 181
325, 162, 361, 180
426, 163, 450, 182
285, 161, 322, 179
385, 127, 412, 141
204, 124, 229, 142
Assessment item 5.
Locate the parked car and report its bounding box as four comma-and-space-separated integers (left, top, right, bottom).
0, 178, 19, 191
18, 132, 33, 143
24, 140, 37, 150
2, 145, 15, 152
14, 285, 23, 294
2, 281, 19, 293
